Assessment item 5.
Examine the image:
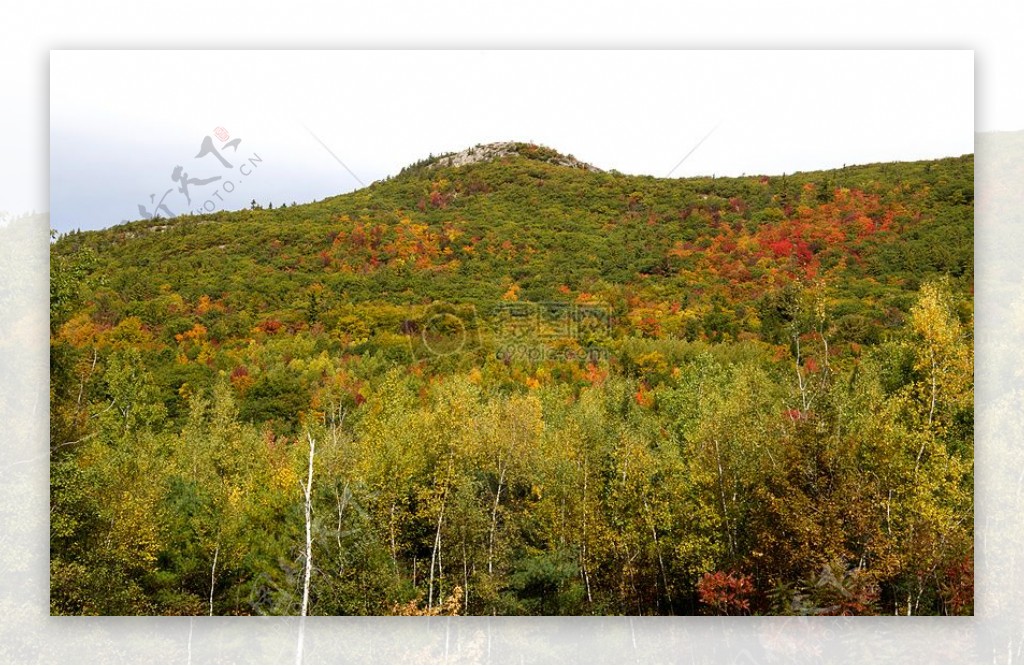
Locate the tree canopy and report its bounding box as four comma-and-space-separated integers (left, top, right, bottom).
50, 145, 973, 615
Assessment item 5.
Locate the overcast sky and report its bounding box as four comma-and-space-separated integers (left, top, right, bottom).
50, 50, 974, 233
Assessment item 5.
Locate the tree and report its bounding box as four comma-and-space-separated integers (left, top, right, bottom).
300, 432, 316, 616
907, 278, 971, 438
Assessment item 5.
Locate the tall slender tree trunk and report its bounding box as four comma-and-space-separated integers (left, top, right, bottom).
581, 455, 593, 604
487, 462, 506, 575
300, 433, 315, 617
335, 484, 349, 560
819, 325, 830, 375
928, 347, 938, 427
428, 459, 453, 610
793, 332, 809, 412
428, 494, 447, 610
208, 543, 219, 616
713, 438, 734, 555
643, 499, 671, 610
462, 539, 470, 611
76, 347, 98, 410
389, 499, 398, 574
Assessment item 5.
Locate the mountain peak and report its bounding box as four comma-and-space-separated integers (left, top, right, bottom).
427, 141, 603, 172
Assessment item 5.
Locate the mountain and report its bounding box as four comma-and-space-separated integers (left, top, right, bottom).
411, 140, 603, 172
53, 142, 972, 338
49, 143, 974, 616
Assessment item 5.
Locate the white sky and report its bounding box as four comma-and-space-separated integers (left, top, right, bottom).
4, 1, 1024, 233
3, 3, 1024, 663
49, 50, 974, 232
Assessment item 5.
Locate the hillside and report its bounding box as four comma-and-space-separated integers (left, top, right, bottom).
50, 143, 974, 616
54, 143, 972, 345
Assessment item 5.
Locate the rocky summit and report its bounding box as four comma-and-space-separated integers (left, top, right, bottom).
429, 141, 603, 172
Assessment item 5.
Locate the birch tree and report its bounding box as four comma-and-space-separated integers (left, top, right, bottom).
300, 431, 316, 616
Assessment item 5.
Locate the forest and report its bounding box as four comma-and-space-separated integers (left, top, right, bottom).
50, 142, 974, 615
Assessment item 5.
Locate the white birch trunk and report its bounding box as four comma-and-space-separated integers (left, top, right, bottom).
208, 543, 219, 616
300, 432, 315, 618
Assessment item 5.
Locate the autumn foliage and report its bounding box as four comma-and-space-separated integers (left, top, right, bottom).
48, 145, 973, 616
697, 571, 755, 615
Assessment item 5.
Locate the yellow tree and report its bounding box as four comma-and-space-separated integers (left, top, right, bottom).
889, 278, 973, 614
907, 278, 972, 441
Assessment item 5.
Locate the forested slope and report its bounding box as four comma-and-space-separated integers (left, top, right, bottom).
50, 143, 974, 615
